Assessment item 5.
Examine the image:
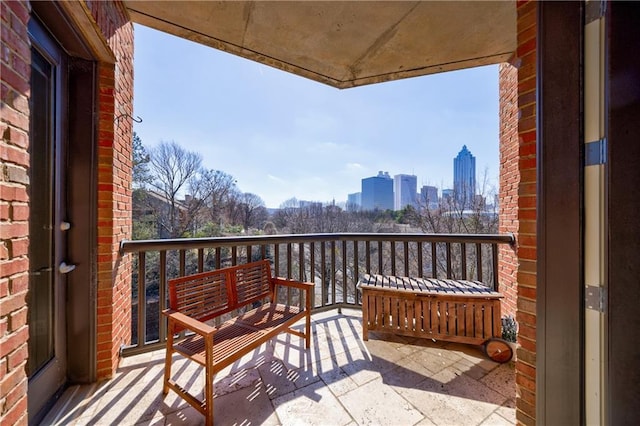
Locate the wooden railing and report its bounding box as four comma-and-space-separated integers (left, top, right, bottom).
119, 232, 514, 356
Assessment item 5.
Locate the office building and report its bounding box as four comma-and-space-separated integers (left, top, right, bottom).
346, 192, 361, 211
453, 145, 476, 207
394, 174, 417, 210
442, 189, 454, 203
420, 185, 439, 209
361, 171, 394, 211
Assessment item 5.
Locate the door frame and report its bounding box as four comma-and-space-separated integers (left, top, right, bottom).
27, 16, 69, 422
28, 5, 99, 422
536, 2, 584, 424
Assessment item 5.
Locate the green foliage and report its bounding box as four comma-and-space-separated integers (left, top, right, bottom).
132, 132, 153, 188
186, 221, 223, 238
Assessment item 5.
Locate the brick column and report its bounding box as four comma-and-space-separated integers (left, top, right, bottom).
87, 1, 134, 379
514, 1, 538, 425
0, 1, 31, 425
498, 61, 519, 319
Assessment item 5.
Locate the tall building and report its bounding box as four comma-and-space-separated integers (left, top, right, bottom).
420, 185, 438, 209
453, 145, 476, 207
346, 192, 361, 212
394, 174, 417, 210
442, 188, 454, 202
361, 171, 394, 211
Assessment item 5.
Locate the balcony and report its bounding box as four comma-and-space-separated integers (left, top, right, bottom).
44, 233, 515, 424
44, 308, 515, 425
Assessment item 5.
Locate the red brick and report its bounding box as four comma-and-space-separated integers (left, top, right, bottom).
1, 392, 27, 426
0, 279, 8, 298
9, 307, 27, 331
0, 143, 29, 167
0, 354, 26, 394
0, 256, 28, 276
518, 323, 537, 341
520, 129, 536, 144
4, 376, 27, 416
518, 283, 536, 298
519, 336, 537, 353
8, 237, 28, 257
516, 371, 536, 392
7, 343, 27, 369
518, 247, 536, 260
9, 274, 27, 293
517, 311, 537, 327
517, 397, 536, 422
0, 325, 27, 358
516, 410, 536, 426
6, 0, 31, 25
516, 360, 536, 379
0, 62, 29, 94
11, 203, 28, 220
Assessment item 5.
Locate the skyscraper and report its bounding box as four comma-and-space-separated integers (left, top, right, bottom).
361, 171, 394, 211
420, 185, 438, 209
394, 174, 417, 210
346, 192, 361, 212
453, 145, 476, 207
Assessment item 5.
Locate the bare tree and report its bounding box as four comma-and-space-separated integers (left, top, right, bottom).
273, 198, 307, 233
201, 169, 237, 224
229, 192, 268, 231
147, 140, 203, 237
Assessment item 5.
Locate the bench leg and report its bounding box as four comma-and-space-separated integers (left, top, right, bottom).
163, 333, 174, 395
205, 337, 214, 426
305, 310, 311, 348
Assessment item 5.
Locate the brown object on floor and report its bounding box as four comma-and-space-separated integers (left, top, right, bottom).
162, 260, 314, 426
357, 274, 511, 363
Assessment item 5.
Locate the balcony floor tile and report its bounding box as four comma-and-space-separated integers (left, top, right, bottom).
41, 308, 515, 425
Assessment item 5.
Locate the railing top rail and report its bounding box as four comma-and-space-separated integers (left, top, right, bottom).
120, 232, 515, 254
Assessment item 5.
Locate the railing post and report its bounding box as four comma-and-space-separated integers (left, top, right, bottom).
137, 252, 146, 348
159, 250, 167, 344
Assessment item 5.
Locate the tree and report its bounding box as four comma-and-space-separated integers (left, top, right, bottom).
229, 192, 268, 231
147, 140, 204, 237
201, 169, 237, 224
132, 132, 152, 188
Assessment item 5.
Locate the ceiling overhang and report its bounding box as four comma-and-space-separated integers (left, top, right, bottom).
125, 1, 516, 89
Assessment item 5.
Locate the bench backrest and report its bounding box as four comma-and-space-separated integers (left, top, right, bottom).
168, 260, 274, 324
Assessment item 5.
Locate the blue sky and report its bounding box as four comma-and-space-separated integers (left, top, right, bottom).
133, 24, 499, 209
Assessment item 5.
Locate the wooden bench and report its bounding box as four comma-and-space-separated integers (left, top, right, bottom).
357, 274, 512, 363
162, 259, 314, 426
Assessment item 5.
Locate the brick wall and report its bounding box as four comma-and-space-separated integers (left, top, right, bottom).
86, 1, 134, 380
1, 1, 133, 422
515, 1, 537, 425
498, 62, 519, 320
1, 1, 31, 424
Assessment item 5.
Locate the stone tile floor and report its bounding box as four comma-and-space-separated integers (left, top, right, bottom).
41, 309, 515, 425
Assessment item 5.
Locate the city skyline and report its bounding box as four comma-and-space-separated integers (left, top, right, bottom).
133, 25, 499, 209
342, 145, 481, 211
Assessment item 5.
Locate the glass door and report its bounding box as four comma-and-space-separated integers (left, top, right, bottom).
27, 19, 68, 421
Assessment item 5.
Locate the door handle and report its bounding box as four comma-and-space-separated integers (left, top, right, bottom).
59, 262, 76, 274
31, 266, 53, 276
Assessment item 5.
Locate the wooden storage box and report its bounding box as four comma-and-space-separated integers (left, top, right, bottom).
358, 274, 511, 362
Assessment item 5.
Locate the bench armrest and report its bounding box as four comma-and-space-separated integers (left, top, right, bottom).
163, 309, 216, 337
272, 277, 315, 290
